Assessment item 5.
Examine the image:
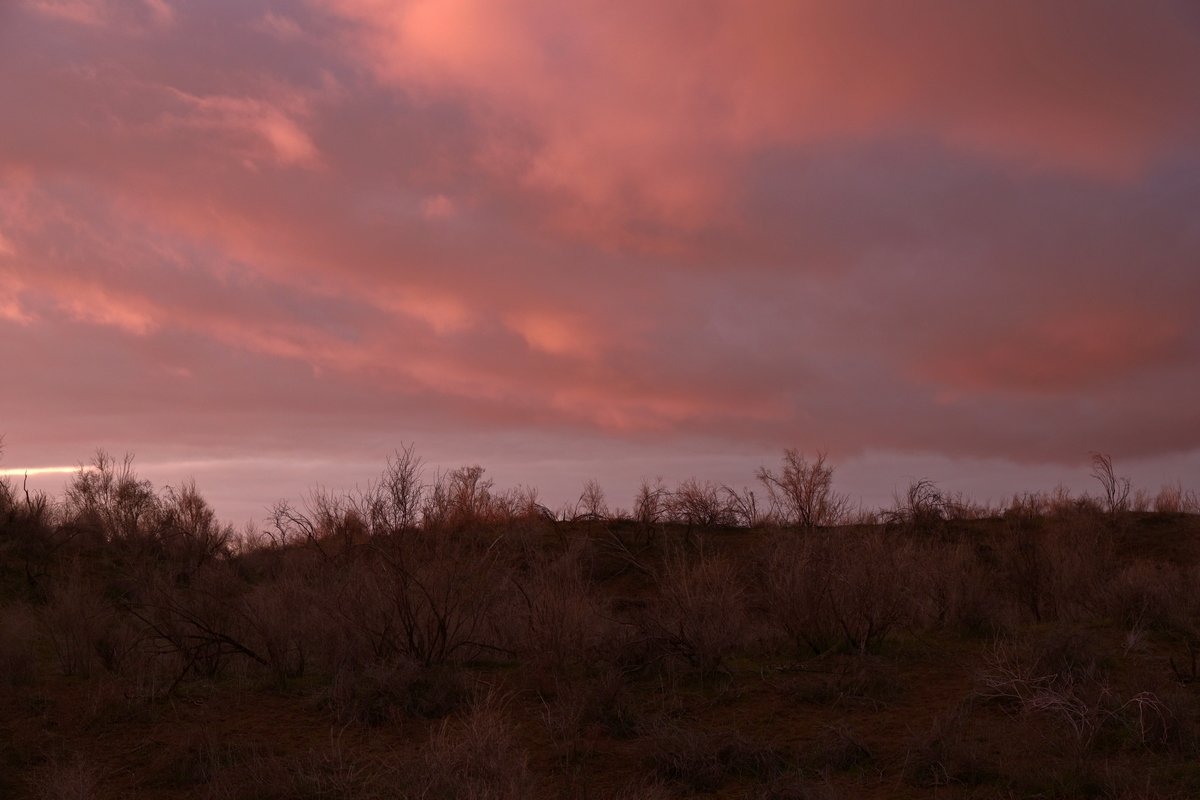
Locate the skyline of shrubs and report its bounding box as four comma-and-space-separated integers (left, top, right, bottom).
3, 437, 1200, 797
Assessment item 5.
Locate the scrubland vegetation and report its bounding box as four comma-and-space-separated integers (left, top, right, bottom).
3, 440, 1200, 799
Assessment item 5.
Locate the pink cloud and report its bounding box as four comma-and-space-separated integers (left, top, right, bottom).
161, 90, 322, 168
25, 0, 173, 29
1, 0, 1198, 520
325, 0, 1200, 242
917, 308, 1186, 394
506, 311, 600, 358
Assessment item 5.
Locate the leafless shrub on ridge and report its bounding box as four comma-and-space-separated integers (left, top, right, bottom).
1090, 452, 1131, 514
665, 477, 737, 527
1151, 483, 1199, 514
358, 443, 425, 533
158, 479, 234, 571
422, 465, 495, 529
573, 479, 609, 521
721, 484, 767, 527
269, 487, 368, 562
63, 450, 159, 544
756, 450, 849, 529
884, 478, 947, 530
634, 477, 669, 528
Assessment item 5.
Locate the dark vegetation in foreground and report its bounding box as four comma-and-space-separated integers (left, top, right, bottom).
3, 441, 1200, 799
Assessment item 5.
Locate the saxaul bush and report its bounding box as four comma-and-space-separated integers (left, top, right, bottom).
664, 478, 738, 528
359, 443, 425, 533
572, 479, 609, 521
756, 450, 850, 529
634, 477, 669, 529
883, 478, 947, 531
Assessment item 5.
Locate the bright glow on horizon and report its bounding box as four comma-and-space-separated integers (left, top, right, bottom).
0, 465, 92, 477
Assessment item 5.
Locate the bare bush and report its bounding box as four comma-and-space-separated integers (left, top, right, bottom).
1090, 452, 1131, 514
721, 484, 766, 528
36, 562, 127, 678
359, 444, 425, 534
124, 562, 276, 686
158, 479, 233, 571
63, 451, 159, 543
422, 465, 490, 529
756, 450, 848, 529
1152, 483, 1192, 514
269, 488, 365, 562
761, 531, 912, 655
997, 520, 1115, 624
1105, 561, 1179, 630
574, 479, 609, 520
884, 478, 946, 529
665, 478, 736, 527
634, 477, 669, 527
327, 533, 511, 668
640, 551, 747, 674
977, 631, 1115, 753
508, 541, 604, 671
908, 540, 1003, 633
240, 567, 314, 682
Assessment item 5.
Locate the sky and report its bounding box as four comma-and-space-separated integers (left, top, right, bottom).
2, 0, 1199, 524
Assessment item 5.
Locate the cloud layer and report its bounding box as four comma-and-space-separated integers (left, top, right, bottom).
2, 1, 1199, 517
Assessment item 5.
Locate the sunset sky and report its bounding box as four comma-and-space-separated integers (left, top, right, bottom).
2, 1, 1199, 523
